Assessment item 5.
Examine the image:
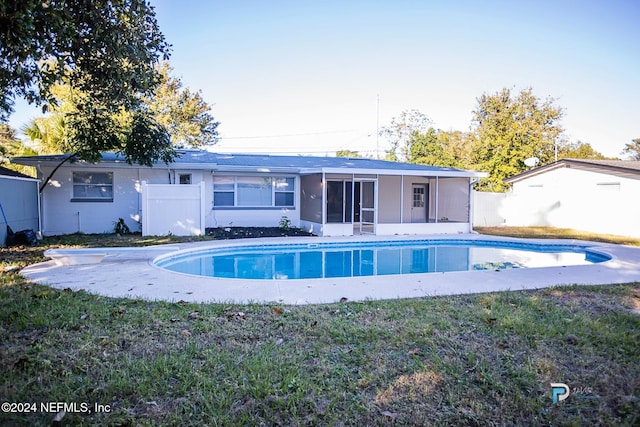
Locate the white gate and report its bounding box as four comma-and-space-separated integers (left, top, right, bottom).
141, 182, 205, 236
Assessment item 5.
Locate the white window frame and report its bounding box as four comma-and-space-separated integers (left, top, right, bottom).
71, 171, 114, 202
213, 175, 296, 208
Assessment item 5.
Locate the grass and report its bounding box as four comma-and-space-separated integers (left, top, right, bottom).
475, 226, 640, 247
1, 229, 639, 426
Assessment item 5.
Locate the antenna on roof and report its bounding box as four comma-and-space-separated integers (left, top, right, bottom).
376, 94, 380, 160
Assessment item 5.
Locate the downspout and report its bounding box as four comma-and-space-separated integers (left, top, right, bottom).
36, 166, 43, 238
36, 163, 46, 236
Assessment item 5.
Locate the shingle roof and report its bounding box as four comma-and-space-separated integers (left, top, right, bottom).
564, 158, 640, 172
505, 158, 640, 183
12, 150, 487, 177
0, 165, 36, 179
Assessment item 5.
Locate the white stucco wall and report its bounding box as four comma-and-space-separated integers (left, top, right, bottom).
39, 165, 169, 235
475, 167, 640, 237
209, 207, 300, 229
39, 165, 304, 235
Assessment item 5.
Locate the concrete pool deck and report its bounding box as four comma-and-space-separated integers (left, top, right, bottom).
20, 234, 640, 305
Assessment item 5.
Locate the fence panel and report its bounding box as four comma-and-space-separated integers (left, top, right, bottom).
141, 182, 205, 236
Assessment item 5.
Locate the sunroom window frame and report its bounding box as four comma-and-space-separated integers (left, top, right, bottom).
213, 175, 296, 209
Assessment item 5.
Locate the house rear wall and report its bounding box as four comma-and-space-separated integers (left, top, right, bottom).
39, 166, 168, 235
504, 167, 640, 237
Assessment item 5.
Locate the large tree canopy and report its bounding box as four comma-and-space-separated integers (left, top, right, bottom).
21, 63, 219, 154
0, 0, 175, 166
406, 128, 471, 169
144, 62, 219, 148
470, 87, 565, 191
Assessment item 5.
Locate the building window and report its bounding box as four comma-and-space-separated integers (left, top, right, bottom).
275, 177, 295, 207
213, 176, 235, 206
179, 174, 192, 184
72, 172, 113, 202
213, 175, 295, 208
237, 176, 272, 206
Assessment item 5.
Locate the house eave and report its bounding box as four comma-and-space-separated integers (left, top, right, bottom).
301, 167, 488, 178
504, 159, 640, 184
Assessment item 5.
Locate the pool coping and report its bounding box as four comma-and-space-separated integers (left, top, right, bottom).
20, 234, 640, 305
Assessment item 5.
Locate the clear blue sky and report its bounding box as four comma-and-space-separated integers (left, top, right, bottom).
9, 0, 640, 158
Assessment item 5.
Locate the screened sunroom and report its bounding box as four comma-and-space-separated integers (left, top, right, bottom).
299, 168, 486, 236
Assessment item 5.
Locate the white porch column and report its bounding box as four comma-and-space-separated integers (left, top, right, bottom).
321, 172, 326, 225
435, 176, 439, 223
400, 175, 404, 224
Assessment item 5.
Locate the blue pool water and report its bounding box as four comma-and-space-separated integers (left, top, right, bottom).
154, 240, 610, 280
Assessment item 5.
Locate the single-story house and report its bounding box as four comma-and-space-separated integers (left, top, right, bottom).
502, 158, 640, 237
0, 166, 40, 246
12, 151, 487, 236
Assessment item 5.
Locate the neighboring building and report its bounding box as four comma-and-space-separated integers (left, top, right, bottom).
502, 158, 640, 237
0, 166, 40, 246
12, 151, 487, 236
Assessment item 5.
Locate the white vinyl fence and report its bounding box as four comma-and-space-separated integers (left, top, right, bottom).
472, 191, 507, 227
141, 182, 205, 236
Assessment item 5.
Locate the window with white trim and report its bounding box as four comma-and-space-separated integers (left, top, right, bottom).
274, 177, 295, 206
213, 176, 235, 206
72, 172, 113, 202
213, 176, 295, 208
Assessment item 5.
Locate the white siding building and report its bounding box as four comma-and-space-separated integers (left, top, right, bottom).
502, 159, 640, 237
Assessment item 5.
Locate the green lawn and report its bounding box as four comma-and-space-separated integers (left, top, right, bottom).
1, 230, 639, 426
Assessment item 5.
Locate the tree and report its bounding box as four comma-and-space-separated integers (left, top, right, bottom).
21, 116, 66, 154
144, 62, 219, 148
0, 123, 37, 176
470, 87, 565, 191
407, 128, 458, 168
379, 110, 432, 161
406, 128, 472, 168
0, 0, 175, 166
621, 138, 640, 160
336, 149, 363, 158
22, 63, 220, 154
558, 141, 613, 160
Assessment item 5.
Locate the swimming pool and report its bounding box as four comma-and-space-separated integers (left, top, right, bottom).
154, 239, 610, 280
